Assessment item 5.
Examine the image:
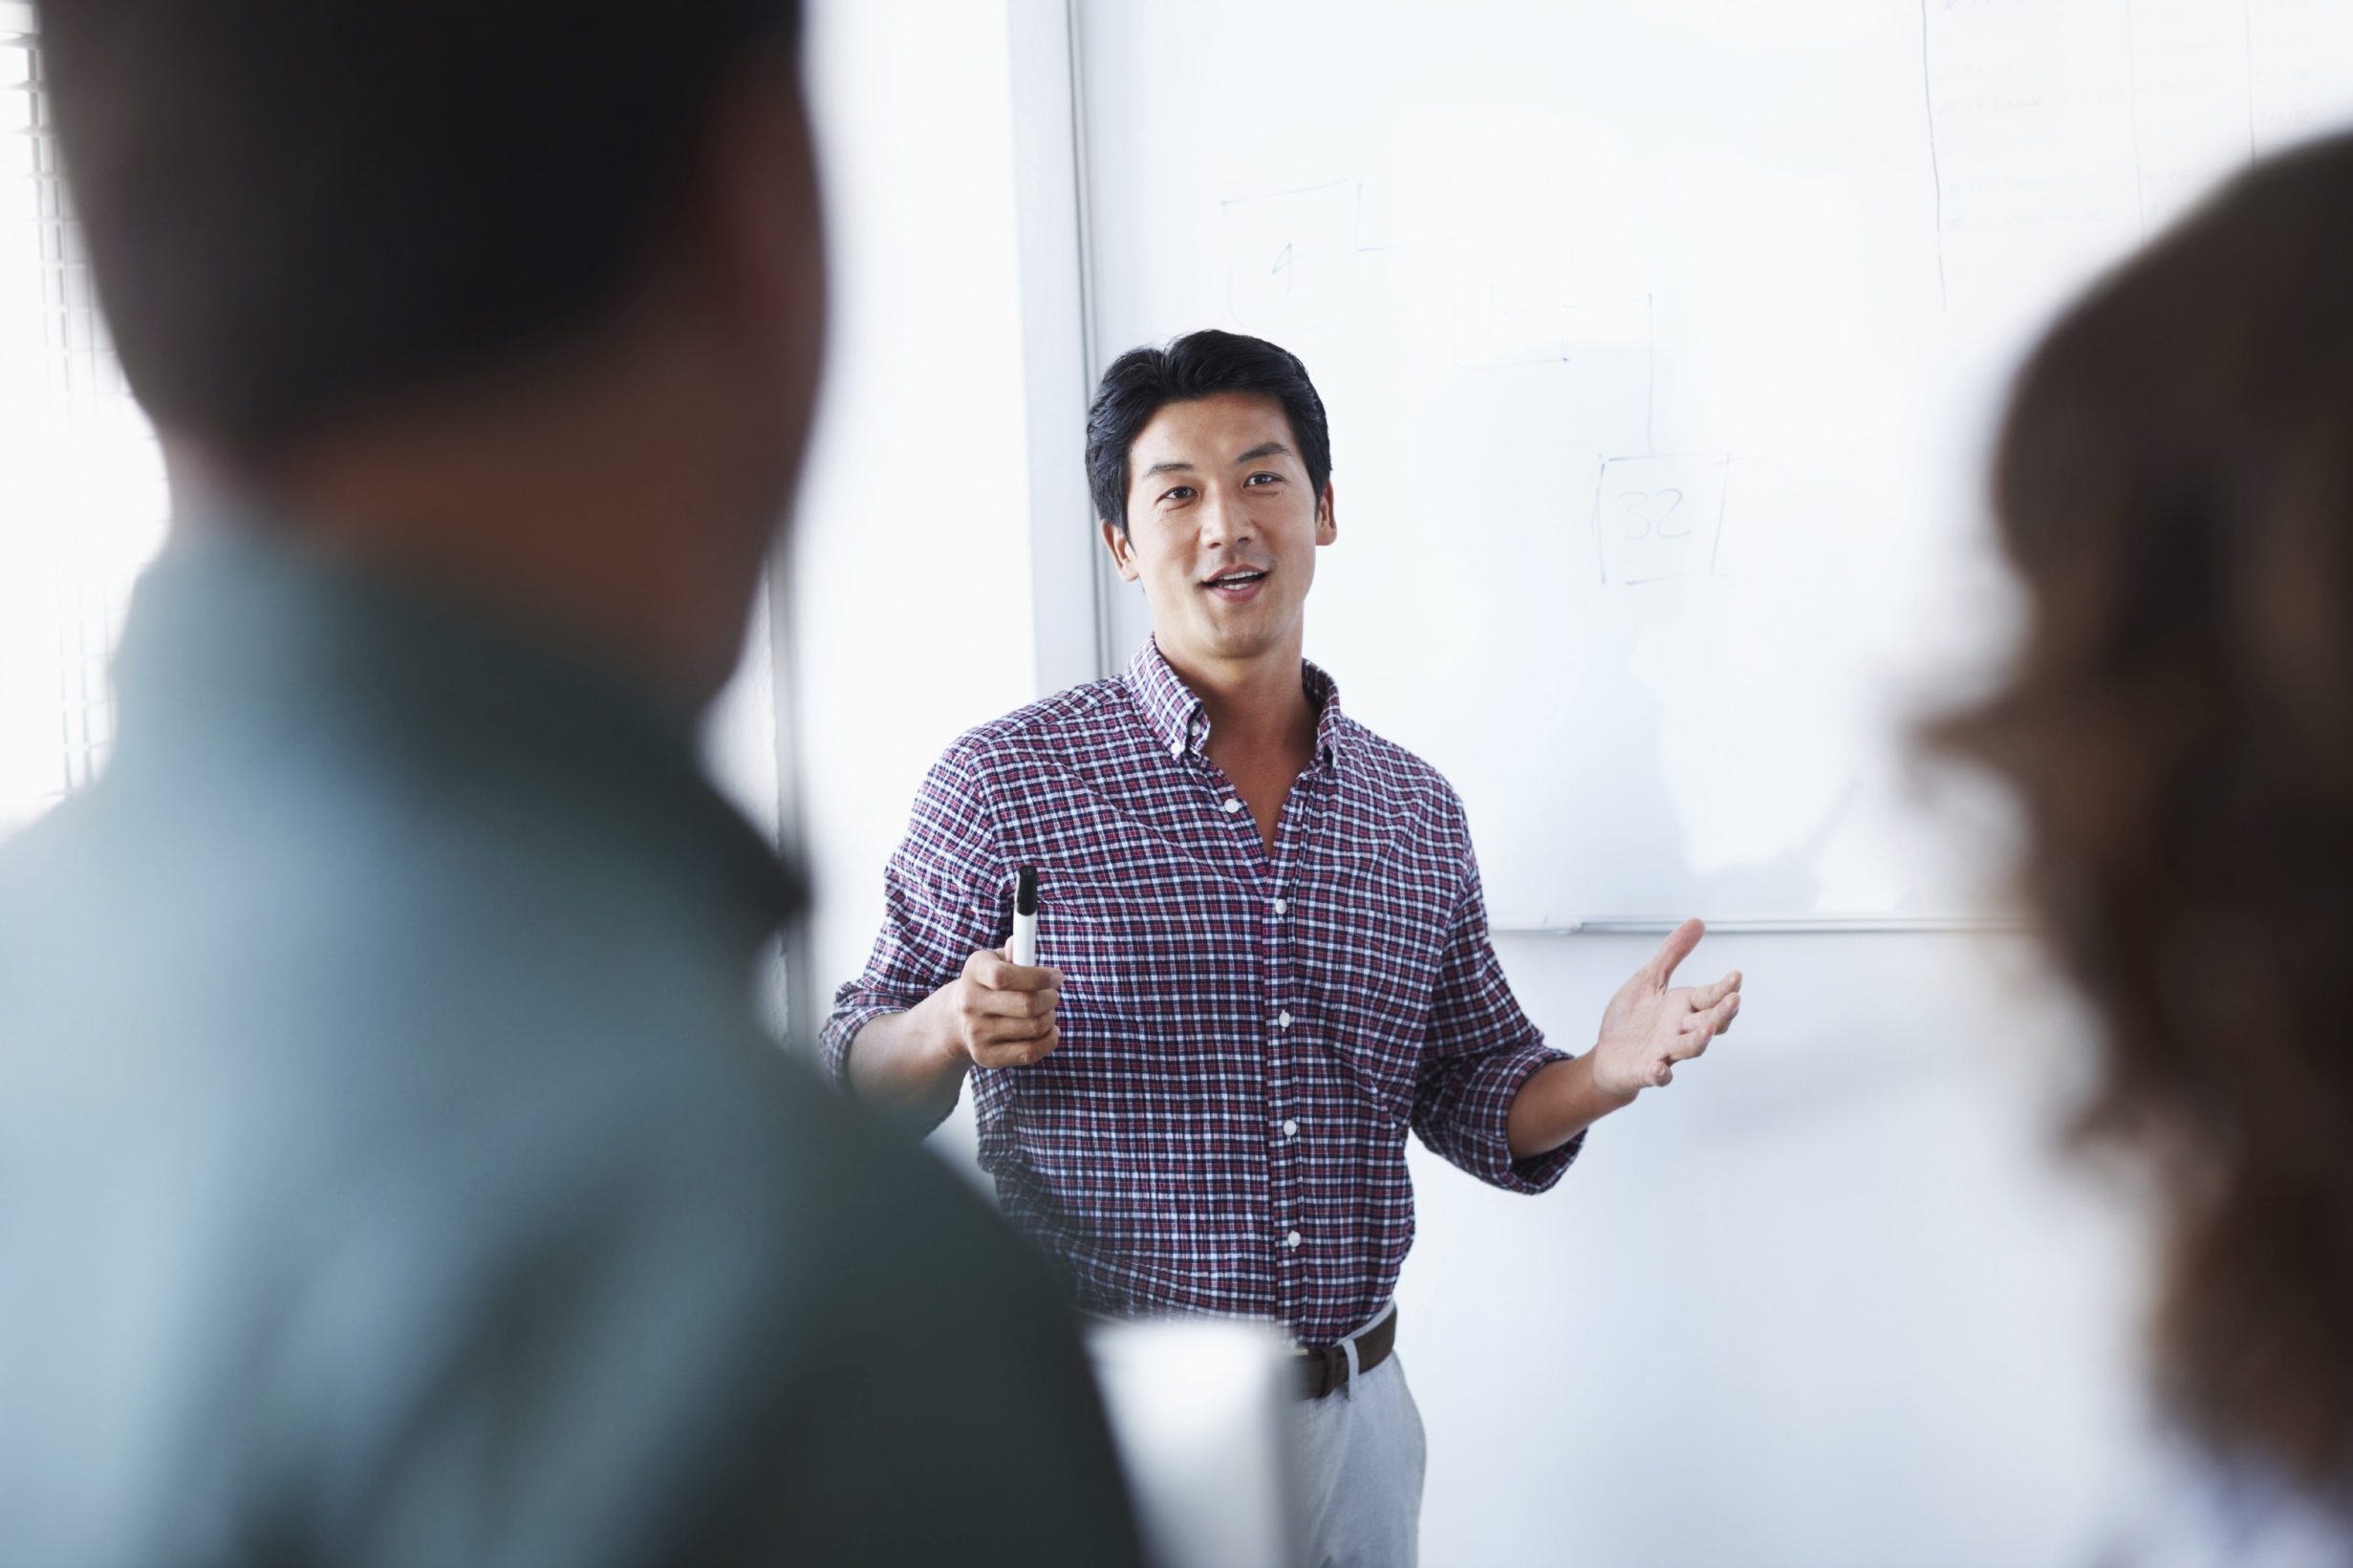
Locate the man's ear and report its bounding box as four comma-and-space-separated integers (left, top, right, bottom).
699, 55, 823, 419
1315, 480, 1338, 546
1101, 517, 1141, 583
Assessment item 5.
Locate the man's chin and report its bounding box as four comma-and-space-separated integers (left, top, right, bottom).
1176, 620, 1288, 666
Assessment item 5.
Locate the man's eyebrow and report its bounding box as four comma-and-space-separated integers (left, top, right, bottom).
1234, 441, 1293, 464
1140, 460, 1198, 480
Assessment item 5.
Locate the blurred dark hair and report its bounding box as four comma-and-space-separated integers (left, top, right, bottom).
1085, 330, 1332, 535
34, 0, 801, 456
1929, 131, 2353, 1505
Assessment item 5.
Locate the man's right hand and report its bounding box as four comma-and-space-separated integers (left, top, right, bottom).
925, 948, 1062, 1070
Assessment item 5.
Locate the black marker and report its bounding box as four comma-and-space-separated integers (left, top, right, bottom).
1010, 865, 1039, 967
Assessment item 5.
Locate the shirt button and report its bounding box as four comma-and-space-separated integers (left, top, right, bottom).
1272, 897, 1288, 915
1283, 1119, 1299, 1138
1284, 1230, 1302, 1250
1277, 1010, 1293, 1029
1170, 741, 1184, 760
1221, 798, 1242, 814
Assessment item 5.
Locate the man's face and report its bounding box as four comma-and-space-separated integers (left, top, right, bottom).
1103, 392, 1336, 674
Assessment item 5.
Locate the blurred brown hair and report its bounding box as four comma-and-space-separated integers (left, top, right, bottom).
1931, 131, 2353, 1504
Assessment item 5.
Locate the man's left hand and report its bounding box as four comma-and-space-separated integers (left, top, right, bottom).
1589, 917, 1741, 1098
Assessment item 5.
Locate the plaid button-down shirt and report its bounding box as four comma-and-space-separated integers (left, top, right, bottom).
821, 639, 1579, 1347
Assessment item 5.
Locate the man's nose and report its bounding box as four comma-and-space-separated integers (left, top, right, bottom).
1198, 485, 1254, 551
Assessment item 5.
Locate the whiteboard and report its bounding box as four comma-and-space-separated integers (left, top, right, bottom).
1076, 0, 2353, 927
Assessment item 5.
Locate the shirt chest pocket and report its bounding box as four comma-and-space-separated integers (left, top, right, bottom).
1290, 863, 1452, 1121
1028, 869, 1241, 1051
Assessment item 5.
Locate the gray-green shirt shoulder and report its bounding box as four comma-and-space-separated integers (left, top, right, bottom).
0, 525, 1139, 1567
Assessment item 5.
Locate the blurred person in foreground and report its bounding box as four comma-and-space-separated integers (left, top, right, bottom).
0, 2, 1140, 1564
1931, 131, 2353, 1564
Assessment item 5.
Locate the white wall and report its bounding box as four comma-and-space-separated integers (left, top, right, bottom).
782, 0, 1070, 1063
1400, 931, 2156, 1567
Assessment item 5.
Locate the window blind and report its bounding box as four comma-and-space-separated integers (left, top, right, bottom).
0, 11, 169, 839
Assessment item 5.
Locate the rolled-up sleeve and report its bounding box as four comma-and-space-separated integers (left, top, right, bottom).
1410, 810, 1580, 1193
817, 741, 1008, 1116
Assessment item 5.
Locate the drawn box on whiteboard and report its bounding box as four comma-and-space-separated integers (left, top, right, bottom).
1451, 251, 1649, 376
1222, 180, 1360, 331
1589, 454, 1729, 586
1451, 238, 1576, 368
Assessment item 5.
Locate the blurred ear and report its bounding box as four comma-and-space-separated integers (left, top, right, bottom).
1316, 480, 1337, 545
1100, 518, 1141, 583
692, 51, 825, 440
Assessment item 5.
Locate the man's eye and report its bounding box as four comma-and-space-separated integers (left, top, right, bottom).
1160, 485, 1196, 504
1244, 472, 1281, 486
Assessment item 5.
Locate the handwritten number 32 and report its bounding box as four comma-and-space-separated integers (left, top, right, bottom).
1617, 488, 1688, 540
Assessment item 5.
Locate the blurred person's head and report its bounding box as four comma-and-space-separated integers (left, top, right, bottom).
1932, 131, 2353, 1508
34, 0, 819, 702
1086, 331, 1337, 678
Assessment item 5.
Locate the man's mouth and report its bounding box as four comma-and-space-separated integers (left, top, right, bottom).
1202, 567, 1269, 600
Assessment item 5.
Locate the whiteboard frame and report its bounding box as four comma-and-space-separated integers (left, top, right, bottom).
1492, 914, 2032, 935
1006, 0, 1111, 698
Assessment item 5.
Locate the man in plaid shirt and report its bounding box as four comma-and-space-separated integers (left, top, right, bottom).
822, 330, 1743, 1567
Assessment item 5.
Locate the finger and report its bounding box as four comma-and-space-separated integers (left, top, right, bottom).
974, 1026, 1059, 1068
1672, 1023, 1732, 1056
994, 960, 1064, 993
966, 950, 1064, 994
1691, 971, 1742, 1009
970, 984, 1058, 1021
973, 1013, 1057, 1047
966, 950, 1016, 992
1681, 994, 1738, 1034
1649, 1060, 1674, 1087
1646, 918, 1706, 987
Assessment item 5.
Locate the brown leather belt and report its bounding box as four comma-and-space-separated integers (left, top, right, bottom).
1295, 1305, 1397, 1401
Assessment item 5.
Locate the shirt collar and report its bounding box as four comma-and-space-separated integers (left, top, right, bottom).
1122, 635, 1349, 768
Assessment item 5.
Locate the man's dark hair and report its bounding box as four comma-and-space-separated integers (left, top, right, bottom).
1085, 330, 1332, 535
34, 0, 801, 456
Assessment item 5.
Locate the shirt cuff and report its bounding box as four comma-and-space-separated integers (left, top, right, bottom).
817, 999, 903, 1088
1486, 1042, 1584, 1194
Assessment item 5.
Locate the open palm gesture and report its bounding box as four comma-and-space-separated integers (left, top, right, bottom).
1590, 918, 1742, 1098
